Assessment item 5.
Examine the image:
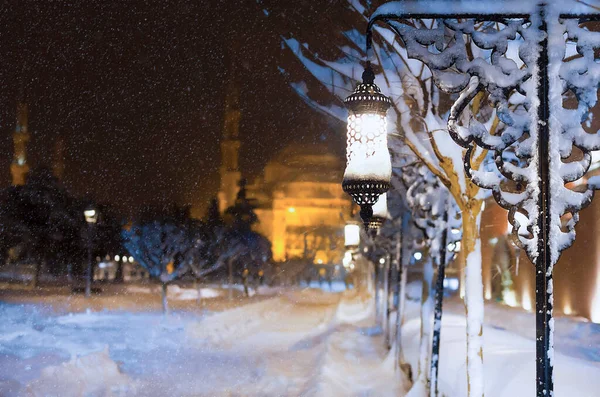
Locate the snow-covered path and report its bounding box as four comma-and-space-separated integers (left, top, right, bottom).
185, 289, 404, 396
0, 288, 404, 396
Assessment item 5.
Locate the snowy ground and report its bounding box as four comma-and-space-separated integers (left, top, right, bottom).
0, 281, 599, 396
400, 284, 600, 397
0, 283, 403, 397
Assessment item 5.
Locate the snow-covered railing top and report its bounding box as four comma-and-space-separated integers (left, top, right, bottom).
371, 0, 600, 19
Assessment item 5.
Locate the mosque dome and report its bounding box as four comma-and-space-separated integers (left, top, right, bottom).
267, 143, 343, 183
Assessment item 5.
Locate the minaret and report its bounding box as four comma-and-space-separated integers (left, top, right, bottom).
217, 58, 242, 213
53, 134, 66, 182
11, 102, 30, 186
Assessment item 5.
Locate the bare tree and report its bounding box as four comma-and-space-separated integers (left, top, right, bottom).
123, 221, 196, 313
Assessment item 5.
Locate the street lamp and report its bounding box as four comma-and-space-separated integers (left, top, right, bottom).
84, 205, 98, 298
343, 61, 392, 226
84, 208, 98, 224
344, 223, 361, 249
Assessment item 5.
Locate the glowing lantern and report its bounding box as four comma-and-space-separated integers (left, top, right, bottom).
344, 224, 360, 248
366, 193, 389, 234
343, 61, 392, 225
342, 251, 353, 268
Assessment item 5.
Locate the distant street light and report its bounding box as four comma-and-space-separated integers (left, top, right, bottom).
84, 208, 98, 224
342, 251, 353, 269
344, 223, 360, 249
342, 61, 392, 226
84, 205, 98, 298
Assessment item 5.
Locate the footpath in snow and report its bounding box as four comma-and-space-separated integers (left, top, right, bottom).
0, 287, 404, 396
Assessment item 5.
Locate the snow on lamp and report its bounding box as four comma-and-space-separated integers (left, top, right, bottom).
343, 61, 392, 225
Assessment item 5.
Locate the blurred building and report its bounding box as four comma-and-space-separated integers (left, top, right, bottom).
11, 102, 30, 186
94, 255, 149, 282
9, 100, 66, 186
217, 126, 352, 263
215, 58, 351, 263
245, 144, 352, 263
217, 77, 242, 214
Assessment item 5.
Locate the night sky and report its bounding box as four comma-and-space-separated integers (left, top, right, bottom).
0, 1, 346, 218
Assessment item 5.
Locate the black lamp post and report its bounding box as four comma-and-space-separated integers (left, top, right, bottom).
84, 206, 98, 298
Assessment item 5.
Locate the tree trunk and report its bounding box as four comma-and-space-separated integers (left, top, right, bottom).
417, 256, 434, 382
374, 260, 381, 327
462, 209, 484, 397
67, 263, 73, 284
382, 255, 391, 349
114, 259, 124, 283
161, 283, 169, 314
32, 260, 43, 289
196, 280, 203, 306
430, 212, 449, 397
85, 232, 93, 298
228, 259, 234, 301
393, 231, 407, 369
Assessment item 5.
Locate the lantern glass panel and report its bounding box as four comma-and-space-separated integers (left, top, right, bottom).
344, 113, 391, 184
